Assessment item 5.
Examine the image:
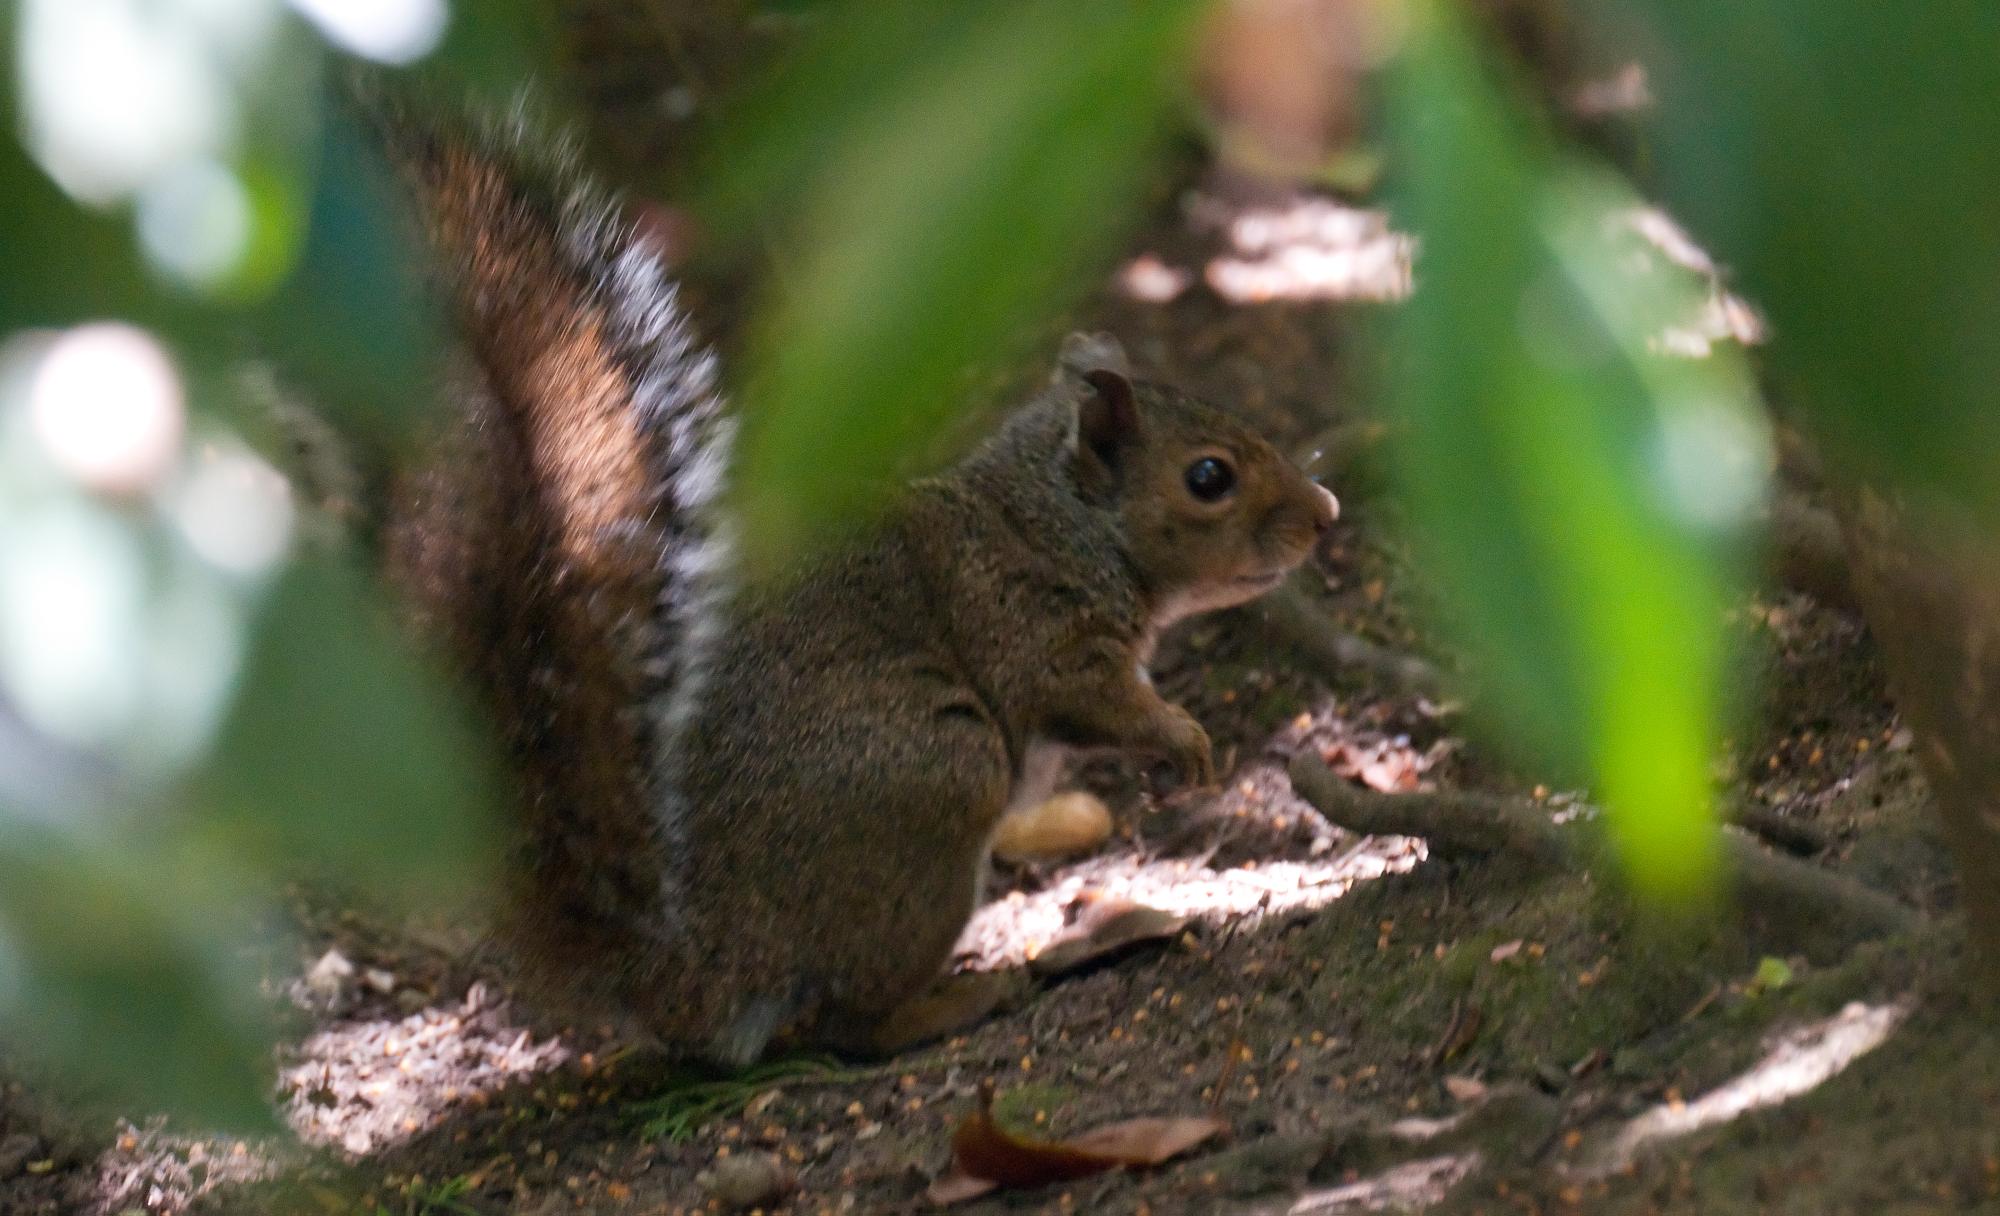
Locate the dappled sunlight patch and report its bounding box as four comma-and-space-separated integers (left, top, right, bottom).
1111, 195, 1414, 308
958, 700, 1438, 971
278, 981, 569, 1156
1285, 1152, 1479, 1214
1201, 197, 1414, 305
956, 840, 1421, 971
92, 1122, 281, 1216
1586, 998, 1912, 1175
1617, 206, 1767, 359
1116, 252, 1195, 304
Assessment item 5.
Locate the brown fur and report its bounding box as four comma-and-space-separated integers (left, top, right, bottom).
369, 102, 1336, 1063
377, 115, 682, 1028
632, 367, 1333, 1063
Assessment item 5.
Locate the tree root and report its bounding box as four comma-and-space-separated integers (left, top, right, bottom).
1287, 755, 1918, 953
1288, 754, 1562, 862
1725, 800, 1833, 856
1259, 584, 1447, 699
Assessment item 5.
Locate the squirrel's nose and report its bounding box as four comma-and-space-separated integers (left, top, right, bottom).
1311, 480, 1340, 533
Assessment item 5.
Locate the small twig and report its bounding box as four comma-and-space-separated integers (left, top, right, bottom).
1427, 996, 1481, 1067
1259, 584, 1447, 698
1209, 1038, 1243, 1115
1677, 983, 1723, 1025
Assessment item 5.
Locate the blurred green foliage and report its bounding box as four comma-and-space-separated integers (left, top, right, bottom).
1619, 0, 2000, 521
0, 831, 279, 1129
195, 558, 499, 905
0, 81, 206, 345
3, 0, 1994, 1138
710, 0, 1210, 574
0, 0, 545, 1127
1375, 0, 1764, 898
247, 100, 444, 441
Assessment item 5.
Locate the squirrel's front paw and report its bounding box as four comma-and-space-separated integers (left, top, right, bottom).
1154, 706, 1215, 792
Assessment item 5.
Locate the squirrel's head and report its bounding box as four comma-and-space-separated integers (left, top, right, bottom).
1060, 334, 1339, 628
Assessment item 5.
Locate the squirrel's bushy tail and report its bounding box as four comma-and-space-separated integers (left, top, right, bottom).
362, 88, 733, 1024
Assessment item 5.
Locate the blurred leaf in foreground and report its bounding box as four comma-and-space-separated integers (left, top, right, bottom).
247, 93, 444, 446
195, 555, 502, 911
1616, 1, 2000, 983
1376, 0, 1768, 899
719, 0, 1209, 573
0, 828, 278, 1130
0, 0, 548, 1130
1623, 0, 2000, 522
263, 3, 568, 442
422, 0, 565, 105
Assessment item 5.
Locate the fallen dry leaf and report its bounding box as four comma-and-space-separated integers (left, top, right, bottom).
949, 1104, 1128, 1188
1028, 900, 1190, 979
1359, 756, 1418, 793
1443, 1074, 1488, 1103
926, 1173, 998, 1204
1064, 1115, 1231, 1163
1320, 738, 1424, 793
927, 1080, 1227, 1205
868, 970, 1026, 1054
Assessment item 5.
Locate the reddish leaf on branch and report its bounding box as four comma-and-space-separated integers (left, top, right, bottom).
1028, 898, 1189, 979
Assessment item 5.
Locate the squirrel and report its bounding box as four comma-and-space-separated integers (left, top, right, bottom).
356, 96, 1339, 1067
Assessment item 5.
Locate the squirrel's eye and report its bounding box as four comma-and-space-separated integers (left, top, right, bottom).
1184, 456, 1236, 502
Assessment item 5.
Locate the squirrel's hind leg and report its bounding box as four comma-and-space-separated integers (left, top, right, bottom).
708, 988, 814, 1069
711, 998, 787, 1069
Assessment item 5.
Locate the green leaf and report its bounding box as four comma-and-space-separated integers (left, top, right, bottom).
1749, 955, 1794, 995
0, 828, 278, 1130
1376, 0, 1766, 899
421, 0, 564, 103
192, 555, 502, 909
720, 0, 1209, 573
0, 116, 201, 342
248, 92, 446, 445
1624, 0, 2000, 519
694, 1, 989, 240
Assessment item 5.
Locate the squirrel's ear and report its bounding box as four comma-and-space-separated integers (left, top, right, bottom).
1076, 367, 1139, 478
1056, 331, 1132, 383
